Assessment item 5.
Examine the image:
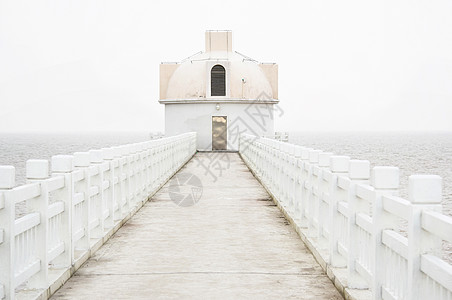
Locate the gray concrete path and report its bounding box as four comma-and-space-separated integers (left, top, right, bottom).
52, 153, 342, 299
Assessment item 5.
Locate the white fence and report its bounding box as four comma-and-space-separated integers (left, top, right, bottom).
239, 134, 452, 300
0, 132, 197, 300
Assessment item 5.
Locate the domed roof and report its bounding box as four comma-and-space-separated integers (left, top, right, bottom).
165, 55, 206, 99
164, 51, 276, 101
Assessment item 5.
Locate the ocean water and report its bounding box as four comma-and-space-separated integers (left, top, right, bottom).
2, 131, 450, 213
289, 131, 452, 216
1, 131, 451, 260
289, 131, 452, 262
0, 132, 153, 186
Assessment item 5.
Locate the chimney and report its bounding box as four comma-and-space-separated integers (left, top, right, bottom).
205, 30, 232, 52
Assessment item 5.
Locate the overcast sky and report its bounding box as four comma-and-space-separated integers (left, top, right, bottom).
1, 0, 451, 133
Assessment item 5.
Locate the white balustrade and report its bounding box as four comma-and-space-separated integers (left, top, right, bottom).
0, 132, 196, 300
239, 133, 451, 300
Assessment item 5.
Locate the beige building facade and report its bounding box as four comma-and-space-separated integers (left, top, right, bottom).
159, 30, 279, 151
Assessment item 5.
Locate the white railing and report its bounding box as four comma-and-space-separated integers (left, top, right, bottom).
0, 132, 197, 300
239, 133, 452, 300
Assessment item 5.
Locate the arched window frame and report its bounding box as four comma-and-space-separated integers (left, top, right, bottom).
210, 64, 226, 97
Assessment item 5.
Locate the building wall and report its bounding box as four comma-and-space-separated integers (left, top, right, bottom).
162, 58, 276, 101
259, 63, 278, 100
165, 103, 275, 151
160, 63, 179, 100
205, 31, 232, 52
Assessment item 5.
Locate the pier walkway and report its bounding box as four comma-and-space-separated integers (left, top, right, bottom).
52, 153, 342, 299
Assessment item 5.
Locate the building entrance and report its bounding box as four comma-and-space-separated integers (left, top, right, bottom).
212, 116, 227, 150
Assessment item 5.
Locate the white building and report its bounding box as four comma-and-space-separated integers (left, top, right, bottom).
159, 30, 279, 151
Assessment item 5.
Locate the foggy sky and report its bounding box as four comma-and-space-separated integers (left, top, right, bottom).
1, 0, 451, 133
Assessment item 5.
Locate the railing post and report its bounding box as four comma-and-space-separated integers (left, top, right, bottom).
274, 142, 282, 201
287, 144, 297, 216
280, 144, 288, 208
318, 151, 333, 243
89, 150, 105, 238
284, 144, 294, 210
370, 166, 399, 300
147, 142, 154, 195
135, 145, 145, 204
328, 155, 350, 267
73, 152, 91, 252
293, 146, 303, 221
120, 146, 131, 213
111, 147, 126, 219
50, 155, 74, 268
298, 147, 312, 228
141, 145, 151, 201
129, 146, 139, 206
148, 144, 156, 194
307, 149, 321, 238
347, 159, 370, 289
0, 166, 16, 300
101, 148, 115, 229
156, 143, 162, 185
25, 160, 50, 289
407, 175, 442, 300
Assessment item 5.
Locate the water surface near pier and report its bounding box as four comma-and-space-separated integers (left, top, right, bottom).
0, 131, 451, 215
1, 131, 451, 261
291, 131, 452, 262
290, 131, 452, 216
0, 132, 151, 185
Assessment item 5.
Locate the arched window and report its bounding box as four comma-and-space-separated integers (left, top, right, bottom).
211, 65, 226, 96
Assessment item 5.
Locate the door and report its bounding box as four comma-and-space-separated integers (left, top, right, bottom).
212, 116, 227, 150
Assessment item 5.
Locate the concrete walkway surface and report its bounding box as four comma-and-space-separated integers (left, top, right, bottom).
51, 153, 342, 299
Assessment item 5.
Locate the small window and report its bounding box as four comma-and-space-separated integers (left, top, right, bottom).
211, 65, 226, 96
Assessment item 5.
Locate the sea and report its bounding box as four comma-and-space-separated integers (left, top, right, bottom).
1, 131, 451, 259
292, 131, 452, 262
0, 132, 153, 186
1, 131, 451, 213
289, 131, 452, 216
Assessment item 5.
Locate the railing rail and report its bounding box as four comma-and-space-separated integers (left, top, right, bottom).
0, 132, 197, 300
239, 133, 450, 300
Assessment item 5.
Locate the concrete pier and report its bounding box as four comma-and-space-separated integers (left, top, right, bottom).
51, 153, 342, 299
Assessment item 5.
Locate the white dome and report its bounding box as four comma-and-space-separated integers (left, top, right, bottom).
166, 61, 206, 99
165, 52, 274, 100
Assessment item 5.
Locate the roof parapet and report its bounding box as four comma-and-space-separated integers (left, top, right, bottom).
205, 30, 232, 52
